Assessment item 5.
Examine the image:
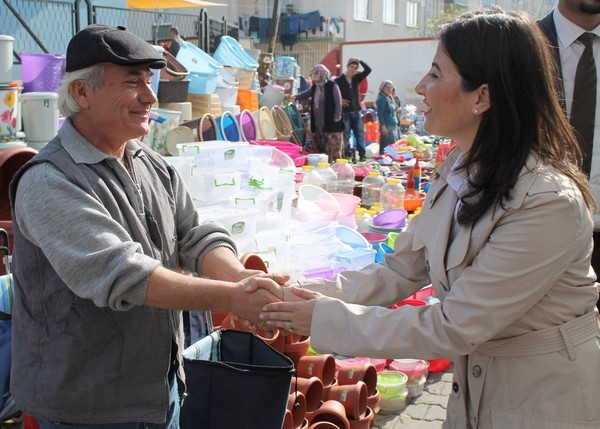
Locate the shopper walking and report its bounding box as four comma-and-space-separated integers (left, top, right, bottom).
375, 80, 400, 154
261, 9, 600, 429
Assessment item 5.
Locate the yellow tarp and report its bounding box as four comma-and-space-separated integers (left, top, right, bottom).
127, 0, 226, 9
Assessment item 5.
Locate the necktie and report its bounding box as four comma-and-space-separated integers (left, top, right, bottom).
570, 32, 597, 175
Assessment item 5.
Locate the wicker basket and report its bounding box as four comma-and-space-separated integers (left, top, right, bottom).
187, 93, 222, 118
160, 50, 189, 81
224, 66, 255, 89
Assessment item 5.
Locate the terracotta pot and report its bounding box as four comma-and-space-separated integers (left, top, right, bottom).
337, 363, 378, 397
218, 313, 282, 350
288, 391, 307, 429
300, 418, 310, 429
283, 335, 311, 367
292, 376, 324, 412
297, 354, 336, 387
348, 406, 374, 429
366, 388, 381, 410
239, 252, 268, 272
326, 380, 368, 420
308, 399, 350, 429
321, 378, 338, 401
210, 310, 229, 331
282, 408, 294, 429
305, 400, 324, 422
309, 422, 341, 429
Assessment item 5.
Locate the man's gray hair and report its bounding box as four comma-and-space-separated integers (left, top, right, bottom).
57, 63, 105, 117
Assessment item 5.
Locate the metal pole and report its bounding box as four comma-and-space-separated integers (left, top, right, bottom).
268, 0, 280, 53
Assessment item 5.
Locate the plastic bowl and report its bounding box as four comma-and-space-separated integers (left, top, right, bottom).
296, 185, 340, 220
372, 209, 408, 229
404, 191, 426, 212
330, 193, 361, 217
334, 225, 372, 249
361, 232, 387, 245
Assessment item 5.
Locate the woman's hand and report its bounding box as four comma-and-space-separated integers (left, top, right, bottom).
381, 125, 388, 137
259, 286, 320, 336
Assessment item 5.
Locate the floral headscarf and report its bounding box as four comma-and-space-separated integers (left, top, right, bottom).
311, 64, 331, 83
379, 80, 394, 94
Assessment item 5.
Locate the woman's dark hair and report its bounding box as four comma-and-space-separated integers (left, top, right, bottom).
438, 7, 595, 224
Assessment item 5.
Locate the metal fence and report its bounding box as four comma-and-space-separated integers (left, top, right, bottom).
2, 0, 239, 62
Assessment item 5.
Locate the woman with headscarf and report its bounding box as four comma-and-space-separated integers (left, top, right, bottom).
293, 64, 344, 162
376, 79, 400, 155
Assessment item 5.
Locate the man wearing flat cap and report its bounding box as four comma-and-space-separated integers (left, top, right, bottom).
9, 24, 285, 427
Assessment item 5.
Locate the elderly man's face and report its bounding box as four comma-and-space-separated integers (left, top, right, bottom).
83, 64, 157, 146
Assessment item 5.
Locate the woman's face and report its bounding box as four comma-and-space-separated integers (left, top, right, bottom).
414, 44, 484, 151
382, 83, 393, 97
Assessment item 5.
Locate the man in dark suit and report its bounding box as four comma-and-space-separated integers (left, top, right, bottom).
539, 0, 600, 311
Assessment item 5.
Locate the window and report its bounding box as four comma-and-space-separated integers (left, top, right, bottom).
406, 1, 419, 28
354, 0, 371, 21
383, 0, 397, 24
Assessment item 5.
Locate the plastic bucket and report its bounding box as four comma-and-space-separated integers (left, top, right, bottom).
20, 52, 65, 93
238, 109, 257, 142
0, 36, 14, 83
216, 111, 241, 141
20, 92, 58, 142
150, 45, 164, 96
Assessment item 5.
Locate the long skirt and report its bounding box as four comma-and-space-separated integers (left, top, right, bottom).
314, 123, 343, 163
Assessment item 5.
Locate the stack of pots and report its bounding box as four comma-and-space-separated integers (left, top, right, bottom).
284, 354, 380, 429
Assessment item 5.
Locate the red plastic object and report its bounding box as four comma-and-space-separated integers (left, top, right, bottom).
427, 357, 452, 372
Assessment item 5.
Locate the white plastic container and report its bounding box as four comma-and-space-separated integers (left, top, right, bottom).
379, 177, 405, 211
331, 158, 355, 195
195, 204, 258, 243
361, 170, 386, 207
188, 168, 242, 202
20, 91, 58, 143
299, 165, 323, 188
0, 35, 14, 83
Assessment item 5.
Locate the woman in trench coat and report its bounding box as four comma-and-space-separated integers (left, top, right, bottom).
260, 8, 600, 428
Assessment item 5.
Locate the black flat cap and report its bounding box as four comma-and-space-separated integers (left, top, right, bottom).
65, 24, 166, 72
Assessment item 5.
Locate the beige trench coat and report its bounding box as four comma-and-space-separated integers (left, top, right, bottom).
301, 148, 600, 428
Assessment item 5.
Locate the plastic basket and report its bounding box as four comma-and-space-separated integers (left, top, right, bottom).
224, 66, 255, 89
236, 89, 259, 112
186, 93, 221, 118
159, 50, 189, 80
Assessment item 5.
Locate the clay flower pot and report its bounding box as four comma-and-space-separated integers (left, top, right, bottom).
283, 409, 294, 429
309, 422, 341, 429
326, 380, 368, 420
366, 388, 381, 410
218, 313, 282, 350
288, 391, 307, 429
292, 376, 324, 412
308, 399, 351, 429
210, 310, 229, 331
283, 335, 311, 367
321, 377, 338, 401
305, 400, 324, 422
348, 406, 375, 429
297, 354, 336, 387
337, 363, 378, 396
239, 252, 269, 272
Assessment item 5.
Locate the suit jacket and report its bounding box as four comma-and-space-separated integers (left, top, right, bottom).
539, 12, 567, 112
300, 147, 600, 428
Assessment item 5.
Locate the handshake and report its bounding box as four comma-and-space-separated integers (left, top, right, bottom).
236, 274, 320, 337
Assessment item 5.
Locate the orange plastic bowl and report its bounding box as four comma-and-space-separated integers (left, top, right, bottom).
403, 191, 426, 212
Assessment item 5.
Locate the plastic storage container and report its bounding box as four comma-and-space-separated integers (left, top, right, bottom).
379, 177, 405, 211
361, 170, 386, 208
331, 158, 355, 195
315, 161, 337, 192
175, 42, 221, 95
